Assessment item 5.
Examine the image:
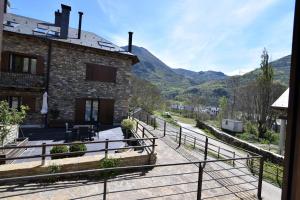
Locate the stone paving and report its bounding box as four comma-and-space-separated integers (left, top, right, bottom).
0, 121, 280, 200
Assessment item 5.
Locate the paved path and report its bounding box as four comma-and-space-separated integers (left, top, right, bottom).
0, 121, 280, 200
153, 117, 282, 200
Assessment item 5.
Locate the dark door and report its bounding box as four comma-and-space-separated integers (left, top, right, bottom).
99, 99, 114, 125
75, 99, 86, 123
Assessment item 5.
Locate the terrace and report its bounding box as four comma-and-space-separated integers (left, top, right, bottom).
0, 113, 281, 200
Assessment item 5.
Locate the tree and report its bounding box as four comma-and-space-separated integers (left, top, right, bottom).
227, 76, 240, 119
217, 96, 228, 126
0, 101, 28, 149
129, 76, 164, 113
254, 48, 274, 138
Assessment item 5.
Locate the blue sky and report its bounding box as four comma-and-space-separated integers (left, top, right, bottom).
9, 0, 295, 75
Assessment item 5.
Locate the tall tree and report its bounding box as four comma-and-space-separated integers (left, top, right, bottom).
217, 96, 229, 126
255, 48, 274, 138
228, 76, 240, 119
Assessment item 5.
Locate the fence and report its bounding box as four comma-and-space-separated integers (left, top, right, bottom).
0, 157, 263, 200
0, 124, 157, 165
131, 110, 281, 188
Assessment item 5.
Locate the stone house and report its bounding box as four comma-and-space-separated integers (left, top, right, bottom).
0, 4, 138, 127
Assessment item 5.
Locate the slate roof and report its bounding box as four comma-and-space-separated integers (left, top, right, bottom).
3, 13, 135, 57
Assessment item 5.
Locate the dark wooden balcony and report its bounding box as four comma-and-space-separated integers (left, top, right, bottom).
0, 72, 45, 89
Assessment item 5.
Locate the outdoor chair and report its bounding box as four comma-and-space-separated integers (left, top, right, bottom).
79, 127, 91, 141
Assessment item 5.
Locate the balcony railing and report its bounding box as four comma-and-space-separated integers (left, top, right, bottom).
0, 72, 45, 89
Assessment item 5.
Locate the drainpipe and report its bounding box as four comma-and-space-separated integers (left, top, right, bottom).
44, 40, 52, 128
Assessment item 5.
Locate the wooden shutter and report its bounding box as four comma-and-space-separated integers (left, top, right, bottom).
99, 99, 114, 125
86, 64, 117, 82
36, 56, 45, 75
1, 51, 10, 72
22, 96, 36, 112
75, 99, 86, 123
86, 64, 94, 80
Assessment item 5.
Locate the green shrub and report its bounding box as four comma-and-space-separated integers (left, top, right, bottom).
69, 142, 87, 157
245, 122, 258, 137
121, 119, 135, 131
50, 145, 69, 159
99, 157, 120, 178
47, 164, 61, 182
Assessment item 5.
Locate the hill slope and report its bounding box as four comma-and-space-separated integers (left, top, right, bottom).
125, 45, 290, 104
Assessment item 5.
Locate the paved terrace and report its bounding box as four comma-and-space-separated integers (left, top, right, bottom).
0, 121, 281, 200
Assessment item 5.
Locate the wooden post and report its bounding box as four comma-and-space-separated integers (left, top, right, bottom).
41, 143, 46, 165
105, 139, 109, 158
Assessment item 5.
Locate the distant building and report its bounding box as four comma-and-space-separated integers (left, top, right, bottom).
0, 4, 138, 127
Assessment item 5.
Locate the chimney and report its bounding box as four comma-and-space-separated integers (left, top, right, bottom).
128, 32, 133, 53
77, 11, 83, 39
54, 10, 61, 26
60, 4, 71, 39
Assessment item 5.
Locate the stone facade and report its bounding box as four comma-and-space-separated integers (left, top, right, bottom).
0, 32, 135, 126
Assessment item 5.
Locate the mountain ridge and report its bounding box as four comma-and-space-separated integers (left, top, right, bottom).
123, 45, 290, 102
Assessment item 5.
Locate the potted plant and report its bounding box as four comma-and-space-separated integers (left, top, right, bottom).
121, 119, 135, 139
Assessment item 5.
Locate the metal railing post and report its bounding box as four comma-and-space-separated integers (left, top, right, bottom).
257, 156, 264, 200
163, 121, 166, 136
146, 115, 149, 124
41, 143, 46, 165
232, 152, 236, 166
136, 121, 139, 133
217, 146, 220, 159
105, 139, 109, 158
184, 135, 186, 144
178, 126, 182, 146
103, 178, 107, 200
153, 117, 156, 129
142, 127, 145, 138
204, 137, 208, 160
193, 137, 196, 149
152, 138, 156, 154
197, 163, 204, 200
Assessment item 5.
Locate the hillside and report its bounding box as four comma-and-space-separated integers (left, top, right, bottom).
125, 45, 290, 104
173, 68, 228, 84
123, 45, 193, 98
239, 55, 291, 86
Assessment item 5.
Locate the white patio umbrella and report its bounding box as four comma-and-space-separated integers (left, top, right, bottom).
41, 92, 48, 114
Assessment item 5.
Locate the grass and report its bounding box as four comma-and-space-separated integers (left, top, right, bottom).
248, 159, 283, 187
171, 113, 196, 125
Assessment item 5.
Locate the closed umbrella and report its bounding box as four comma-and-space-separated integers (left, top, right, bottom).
41, 92, 48, 114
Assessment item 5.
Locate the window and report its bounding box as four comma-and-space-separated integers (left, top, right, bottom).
7, 96, 22, 110
84, 99, 99, 122
9, 54, 37, 74
86, 64, 117, 83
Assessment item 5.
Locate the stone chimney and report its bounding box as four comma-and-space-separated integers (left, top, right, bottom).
59, 4, 71, 39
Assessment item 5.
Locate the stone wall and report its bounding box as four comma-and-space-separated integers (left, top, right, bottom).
196, 120, 284, 165
0, 152, 157, 179
1, 32, 133, 126
49, 43, 132, 124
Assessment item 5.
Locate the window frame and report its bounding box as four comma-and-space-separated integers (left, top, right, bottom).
9, 53, 38, 75
84, 99, 99, 122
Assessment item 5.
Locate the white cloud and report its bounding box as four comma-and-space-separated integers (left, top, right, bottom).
96, 0, 293, 75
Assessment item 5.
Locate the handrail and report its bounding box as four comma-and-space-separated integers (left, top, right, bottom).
0, 156, 264, 200
0, 137, 157, 150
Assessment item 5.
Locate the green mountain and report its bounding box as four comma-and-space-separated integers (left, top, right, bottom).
125, 45, 290, 104
173, 68, 227, 84
240, 55, 291, 86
